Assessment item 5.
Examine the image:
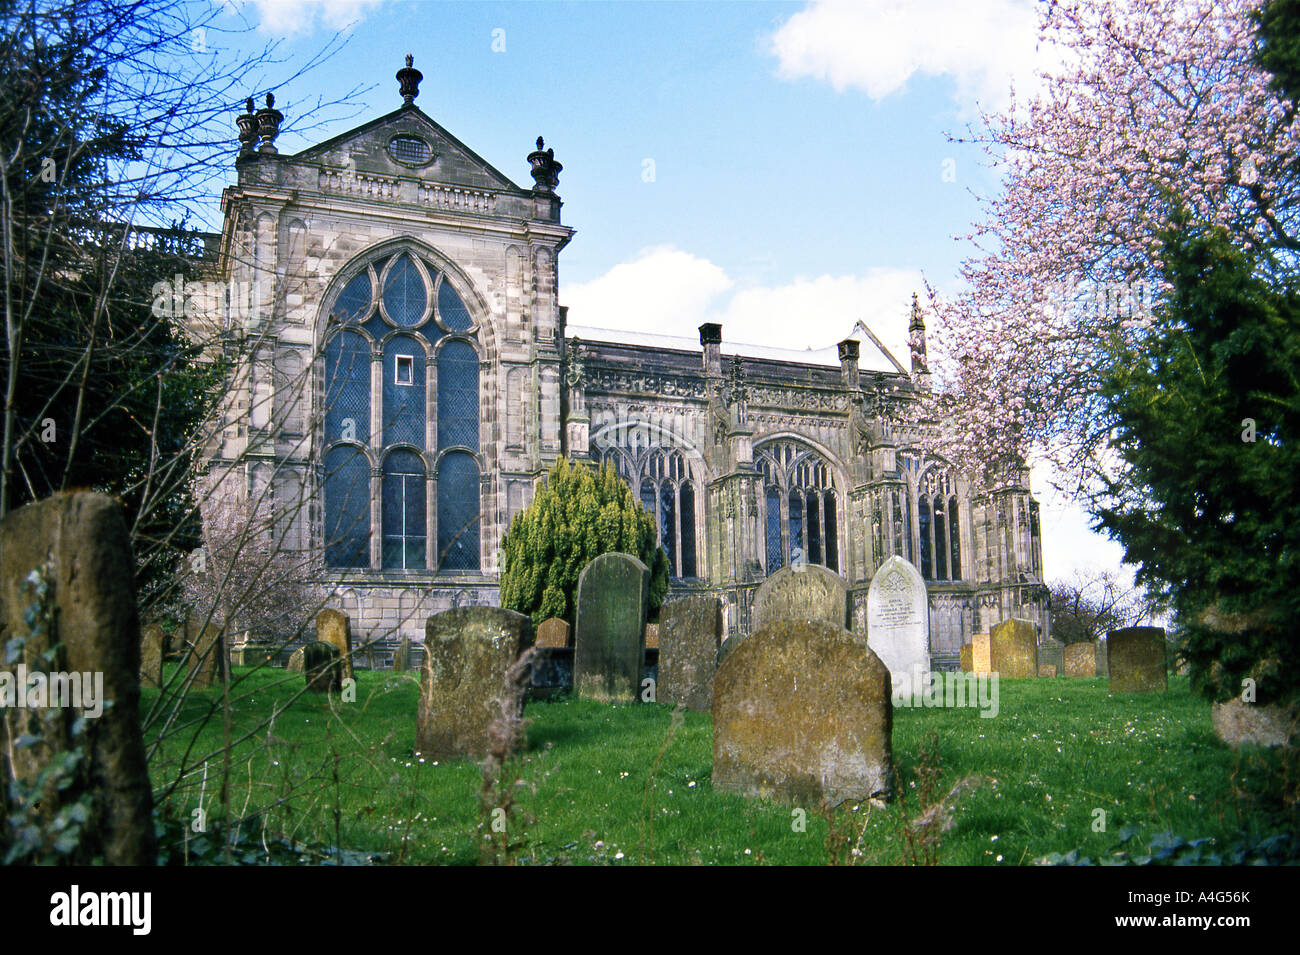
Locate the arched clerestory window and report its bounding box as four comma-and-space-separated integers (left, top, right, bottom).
756, 439, 840, 575
595, 442, 700, 580
900, 456, 963, 582
320, 249, 482, 573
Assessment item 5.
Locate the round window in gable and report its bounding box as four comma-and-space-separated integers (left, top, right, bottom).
388, 135, 433, 167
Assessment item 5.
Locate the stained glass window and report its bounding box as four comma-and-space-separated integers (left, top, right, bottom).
334, 271, 372, 323
324, 446, 370, 568
438, 451, 480, 571
679, 482, 696, 579
382, 450, 426, 570
382, 336, 424, 447
758, 440, 838, 574
438, 280, 473, 331
324, 331, 370, 445
383, 254, 426, 326
948, 495, 961, 580
765, 486, 783, 574
824, 493, 838, 573
437, 340, 478, 449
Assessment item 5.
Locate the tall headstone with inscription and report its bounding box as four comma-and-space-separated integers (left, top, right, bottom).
658, 594, 722, 712
751, 564, 849, 636
865, 556, 929, 698
316, 609, 353, 682
573, 552, 649, 703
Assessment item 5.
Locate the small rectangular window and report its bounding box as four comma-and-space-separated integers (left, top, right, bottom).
395, 354, 414, 386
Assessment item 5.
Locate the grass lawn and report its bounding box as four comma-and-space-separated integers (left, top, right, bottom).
140, 666, 1294, 865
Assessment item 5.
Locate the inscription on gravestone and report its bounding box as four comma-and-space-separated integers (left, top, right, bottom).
574, 553, 649, 703
866, 556, 929, 698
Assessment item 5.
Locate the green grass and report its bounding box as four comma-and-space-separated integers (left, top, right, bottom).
141, 667, 1294, 865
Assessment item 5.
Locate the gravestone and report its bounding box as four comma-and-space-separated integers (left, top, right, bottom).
140, 624, 166, 688
316, 609, 353, 682
393, 636, 411, 672
1039, 664, 1057, 678
1064, 642, 1096, 677
959, 643, 973, 673
536, 617, 570, 649
990, 618, 1038, 678
644, 622, 659, 650
187, 624, 226, 688
1095, 639, 1109, 677
1039, 637, 1065, 674
287, 646, 305, 672
0, 491, 156, 864
1108, 626, 1167, 693
713, 618, 892, 806
658, 594, 722, 712
971, 632, 992, 674
573, 552, 649, 703
417, 607, 529, 760
1211, 698, 1299, 748
751, 564, 849, 635
865, 556, 929, 697
302, 641, 342, 693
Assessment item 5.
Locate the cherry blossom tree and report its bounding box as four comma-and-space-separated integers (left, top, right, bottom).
926, 0, 1300, 488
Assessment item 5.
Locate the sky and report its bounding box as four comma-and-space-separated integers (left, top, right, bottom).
202, 0, 1130, 586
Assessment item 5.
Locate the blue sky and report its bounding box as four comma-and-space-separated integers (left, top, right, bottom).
206, 0, 1127, 586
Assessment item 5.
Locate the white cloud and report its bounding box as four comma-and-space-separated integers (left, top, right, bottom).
1029, 459, 1130, 584
561, 245, 921, 369
238, 0, 383, 35
769, 0, 1046, 113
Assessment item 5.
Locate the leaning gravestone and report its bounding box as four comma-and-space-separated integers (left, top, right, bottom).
865, 556, 929, 698
316, 609, 353, 682
187, 623, 226, 688
658, 594, 722, 712
971, 632, 992, 674
393, 636, 411, 672
713, 618, 892, 806
751, 564, 849, 636
573, 553, 649, 703
991, 618, 1038, 678
417, 607, 529, 760
959, 643, 973, 673
140, 623, 166, 688
1108, 626, 1167, 693
302, 641, 342, 693
536, 617, 569, 648
1064, 642, 1096, 677
0, 491, 156, 864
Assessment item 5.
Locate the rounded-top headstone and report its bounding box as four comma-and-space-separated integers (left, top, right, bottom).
865, 556, 930, 697
751, 563, 849, 635
573, 552, 649, 703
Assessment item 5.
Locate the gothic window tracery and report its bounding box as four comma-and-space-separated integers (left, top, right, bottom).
596, 443, 699, 579
900, 455, 962, 582
756, 440, 839, 574
321, 249, 481, 572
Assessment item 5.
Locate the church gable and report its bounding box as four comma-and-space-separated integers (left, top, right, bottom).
294, 108, 525, 193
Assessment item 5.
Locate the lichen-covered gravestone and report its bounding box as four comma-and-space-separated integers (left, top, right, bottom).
1039, 637, 1065, 674
316, 608, 353, 682
393, 636, 411, 672
416, 607, 529, 760
1039, 664, 1058, 678
751, 564, 849, 635
573, 552, 649, 703
0, 491, 156, 864
644, 622, 659, 650
287, 646, 305, 672
1063, 642, 1096, 678
303, 641, 342, 693
1095, 639, 1109, 677
713, 618, 892, 806
536, 617, 569, 648
866, 556, 929, 698
1107, 626, 1167, 693
140, 623, 166, 688
971, 632, 992, 674
658, 594, 722, 712
959, 643, 973, 673
187, 623, 226, 688
990, 618, 1038, 678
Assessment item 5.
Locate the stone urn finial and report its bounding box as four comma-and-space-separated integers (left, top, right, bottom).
236, 96, 258, 155
397, 53, 423, 106
255, 92, 283, 154
528, 135, 562, 193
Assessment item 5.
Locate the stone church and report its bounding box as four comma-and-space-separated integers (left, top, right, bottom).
206, 57, 1048, 667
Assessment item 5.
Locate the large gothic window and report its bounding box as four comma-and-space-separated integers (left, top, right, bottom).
321, 249, 481, 573
900, 456, 963, 582
597, 444, 699, 579
756, 440, 839, 574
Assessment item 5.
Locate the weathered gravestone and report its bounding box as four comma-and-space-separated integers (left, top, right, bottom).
536, 617, 570, 648
303, 641, 342, 693
751, 564, 849, 636
316, 609, 353, 682
1095, 639, 1109, 677
713, 618, 892, 806
1063, 642, 1096, 678
0, 491, 156, 864
959, 643, 973, 673
991, 618, 1038, 678
866, 556, 929, 698
1039, 664, 1058, 678
1039, 637, 1065, 674
1108, 626, 1167, 693
971, 632, 992, 674
140, 623, 166, 688
1211, 698, 1299, 748
644, 622, 659, 650
393, 636, 411, 672
417, 607, 529, 760
287, 646, 305, 672
186, 623, 226, 688
658, 594, 722, 712
573, 552, 649, 703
